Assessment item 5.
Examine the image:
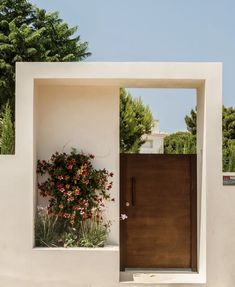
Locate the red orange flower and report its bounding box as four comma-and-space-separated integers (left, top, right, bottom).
37, 149, 114, 226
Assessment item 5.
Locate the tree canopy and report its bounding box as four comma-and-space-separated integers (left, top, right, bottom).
222, 106, 235, 171
0, 0, 91, 111
120, 88, 154, 153
0, 101, 14, 154
185, 108, 197, 136
184, 106, 235, 171
164, 132, 196, 154
223, 106, 235, 139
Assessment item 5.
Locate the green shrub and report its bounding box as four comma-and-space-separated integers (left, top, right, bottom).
35, 206, 80, 247
63, 231, 79, 248
79, 217, 110, 248
37, 149, 114, 226
35, 208, 110, 248
36, 149, 114, 248
35, 206, 59, 247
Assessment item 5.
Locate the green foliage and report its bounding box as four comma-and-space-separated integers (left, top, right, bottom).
185, 106, 235, 171
228, 141, 235, 172
164, 132, 196, 154
185, 108, 197, 136
79, 217, 110, 248
223, 138, 229, 170
223, 106, 235, 139
35, 207, 110, 248
35, 206, 79, 247
0, 0, 91, 112
63, 231, 78, 248
223, 139, 235, 172
223, 106, 235, 172
120, 88, 154, 153
36, 149, 114, 248
0, 101, 14, 154
37, 149, 114, 226
35, 207, 59, 247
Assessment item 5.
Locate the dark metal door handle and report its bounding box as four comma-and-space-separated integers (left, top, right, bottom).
131, 176, 136, 206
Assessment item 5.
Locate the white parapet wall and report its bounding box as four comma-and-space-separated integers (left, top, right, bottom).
0, 62, 234, 287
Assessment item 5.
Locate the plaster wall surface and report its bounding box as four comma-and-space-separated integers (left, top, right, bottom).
36, 85, 119, 244
0, 83, 120, 287
0, 62, 234, 287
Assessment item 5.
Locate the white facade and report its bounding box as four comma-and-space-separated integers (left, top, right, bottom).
0, 62, 232, 287
140, 120, 168, 153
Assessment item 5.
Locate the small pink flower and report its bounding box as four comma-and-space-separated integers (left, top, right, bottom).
72, 205, 80, 210
51, 154, 56, 161
120, 214, 128, 220
67, 164, 73, 170
63, 213, 71, 219
74, 188, 80, 196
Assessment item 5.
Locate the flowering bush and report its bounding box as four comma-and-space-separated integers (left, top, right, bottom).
37, 148, 114, 226
35, 206, 112, 247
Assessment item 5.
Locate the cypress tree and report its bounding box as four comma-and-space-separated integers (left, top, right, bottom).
0, 102, 14, 154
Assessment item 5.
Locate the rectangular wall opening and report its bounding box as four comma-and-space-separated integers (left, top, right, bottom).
34, 83, 119, 249
119, 87, 198, 282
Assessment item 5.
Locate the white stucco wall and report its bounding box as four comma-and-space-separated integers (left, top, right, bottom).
36, 84, 119, 244
1, 62, 234, 287
0, 76, 120, 287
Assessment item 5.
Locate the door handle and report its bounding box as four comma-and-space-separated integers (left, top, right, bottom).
131, 176, 136, 206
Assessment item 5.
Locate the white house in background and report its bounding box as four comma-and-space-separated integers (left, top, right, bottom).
140, 120, 168, 153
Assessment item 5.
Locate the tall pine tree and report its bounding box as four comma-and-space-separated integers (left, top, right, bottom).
0, 0, 91, 113
185, 106, 235, 171
120, 88, 154, 153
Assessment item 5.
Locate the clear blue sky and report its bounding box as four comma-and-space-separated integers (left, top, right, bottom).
31, 0, 235, 132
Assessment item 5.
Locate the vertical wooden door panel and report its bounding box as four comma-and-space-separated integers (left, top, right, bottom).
120, 154, 197, 270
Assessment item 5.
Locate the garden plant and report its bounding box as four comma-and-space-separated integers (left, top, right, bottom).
36, 148, 114, 247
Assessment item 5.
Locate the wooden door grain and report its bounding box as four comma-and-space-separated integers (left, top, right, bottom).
120, 154, 197, 270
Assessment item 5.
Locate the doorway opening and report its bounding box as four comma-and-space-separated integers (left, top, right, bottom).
120, 88, 197, 275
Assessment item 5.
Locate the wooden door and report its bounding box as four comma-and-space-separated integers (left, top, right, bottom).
120, 154, 197, 271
